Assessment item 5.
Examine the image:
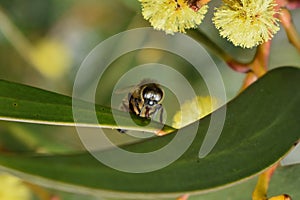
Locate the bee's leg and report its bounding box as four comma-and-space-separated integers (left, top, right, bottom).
117, 128, 127, 133
118, 100, 130, 134
159, 106, 164, 124
139, 104, 147, 118
151, 104, 163, 123
120, 99, 129, 112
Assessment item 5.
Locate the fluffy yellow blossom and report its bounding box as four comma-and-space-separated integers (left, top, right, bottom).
172, 96, 217, 129
139, 0, 209, 34
0, 173, 31, 200
29, 38, 72, 79
213, 0, 280, 48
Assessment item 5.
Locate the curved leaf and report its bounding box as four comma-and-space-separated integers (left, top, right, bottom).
0, 67, 299, 199
0, 79, 175, 134
187, 164, 300, 200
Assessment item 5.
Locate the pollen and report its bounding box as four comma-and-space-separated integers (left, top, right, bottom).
139, 0, 209, 34
212, 0, 280, 48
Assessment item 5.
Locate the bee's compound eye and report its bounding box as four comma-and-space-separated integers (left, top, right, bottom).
142, 84, 164, 103
144, 91, 156, 100
144, 91, 153, 99
154, 93, 162, 101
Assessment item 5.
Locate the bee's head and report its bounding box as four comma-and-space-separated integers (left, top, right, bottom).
142, 84, 164, 106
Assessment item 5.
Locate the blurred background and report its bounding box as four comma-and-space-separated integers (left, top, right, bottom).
0, 0, 299, 199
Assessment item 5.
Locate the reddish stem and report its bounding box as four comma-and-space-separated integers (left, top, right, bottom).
287, 0, 300, 9
177, 194, 190, 200
252, 164, 279, 200
239, 41, 271, 92
240, 72, 258, 92
279, 8, 300, 52
226, 59, 252, 73
251, 41, 271, 77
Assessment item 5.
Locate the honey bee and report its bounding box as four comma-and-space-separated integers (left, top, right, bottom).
117, 80, 164, 132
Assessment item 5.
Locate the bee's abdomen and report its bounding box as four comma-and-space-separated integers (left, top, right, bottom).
129, 97, 143, 116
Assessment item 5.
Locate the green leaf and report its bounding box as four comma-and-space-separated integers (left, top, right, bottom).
0, 122, 85, 153
114, 164, 300, 199
0, 79, 175, 134
188, 164, 300, 200
0, 67, 299, 199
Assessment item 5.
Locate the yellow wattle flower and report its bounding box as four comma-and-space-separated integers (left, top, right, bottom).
213, 0, 280, 48
29, 38, 72, 79
172, 96, 217, 129
139, 0, 209, 34
0, 173, 31, 200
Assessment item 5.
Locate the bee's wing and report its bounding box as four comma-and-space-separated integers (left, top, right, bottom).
114, 79, 159, 94
114, 84, 138, 94
114, 84, 136, 112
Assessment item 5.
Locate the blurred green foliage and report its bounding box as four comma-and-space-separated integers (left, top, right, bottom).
0, 1, 299, 200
